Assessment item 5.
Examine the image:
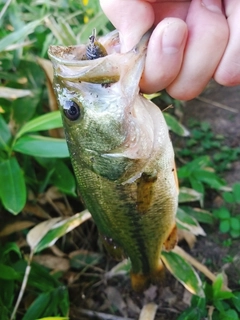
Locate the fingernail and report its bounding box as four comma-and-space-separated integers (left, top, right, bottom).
201, 0, 222, 13
162, 22, 186, 54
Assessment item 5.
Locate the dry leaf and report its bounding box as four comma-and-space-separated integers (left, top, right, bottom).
0, 87, 32, 99
182, 289, 192, 306
178, 229, 197, 249
138, 302, 157, 320
33, 254, 70, 271
27, 217, 62, 250
0, 220, 35, 237
23, 202, 51, 219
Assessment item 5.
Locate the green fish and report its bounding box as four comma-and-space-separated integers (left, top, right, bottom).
48, 30, 178, 291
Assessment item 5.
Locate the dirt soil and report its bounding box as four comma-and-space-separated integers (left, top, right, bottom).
183, 81, 240, 185
68, 82, 240, 320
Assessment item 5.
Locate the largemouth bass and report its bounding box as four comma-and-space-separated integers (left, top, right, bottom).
48, 30, 178, 291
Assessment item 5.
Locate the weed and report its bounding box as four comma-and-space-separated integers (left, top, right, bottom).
213, 183, 240, 239
178, 120, 240, 173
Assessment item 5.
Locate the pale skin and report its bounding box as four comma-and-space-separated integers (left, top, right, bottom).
100, 0, 240, 100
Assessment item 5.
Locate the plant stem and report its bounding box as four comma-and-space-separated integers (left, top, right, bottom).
10, 250, 34, 320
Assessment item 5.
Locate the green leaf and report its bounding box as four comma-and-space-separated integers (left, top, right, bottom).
181, 207, 214, 225
232, 292, 240, 312
13, 135, 69, 158
12, 95, 40, 126
178, 187, 203, 207
219, 220, 230, 233
178, 156, 211, 178
230, 229, 240, 239
193, 169, 224, 190
222, 191, 235, 204
51, 161, 76, 196
162, 251, 205, 297
0, 242, 22, 261
22, 287, 69, 320
106, 259, 131, 278
230, 217, 240, 231
176, 307, 204, 320
37, 317, 69, 320
189, 177, 204, 194
0, 158, 26, 214
16, 111, 62, 139
13, 260, 60, 292
163, 113, 190, 137
0, 263, 20, 280
233, 183, 240, 203
214, 207, 230, 220
0, 19, 44, 52
27, 210, 91, 253
0, 278, 15, 311
219, 309, 239, 320
177, 208, 206, 236
0, 114, 11, 151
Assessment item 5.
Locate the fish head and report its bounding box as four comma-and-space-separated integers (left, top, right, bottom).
48, 31, 153, 180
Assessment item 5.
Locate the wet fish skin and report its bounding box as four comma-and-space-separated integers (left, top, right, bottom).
49, 30, 178, 291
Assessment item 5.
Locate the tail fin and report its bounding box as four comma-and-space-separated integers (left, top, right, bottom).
130, 259, 165, 292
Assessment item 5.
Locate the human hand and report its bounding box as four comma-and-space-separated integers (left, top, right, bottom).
100, 0, 240, 100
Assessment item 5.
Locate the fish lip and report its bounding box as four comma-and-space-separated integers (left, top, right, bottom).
48, 30, 151, 67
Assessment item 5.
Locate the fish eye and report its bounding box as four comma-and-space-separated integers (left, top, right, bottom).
63, 100, 81, 121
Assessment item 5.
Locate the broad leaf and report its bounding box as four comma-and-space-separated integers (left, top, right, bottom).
178, 187, 203, 207
16, 111, 62, 138
13, 135, 69, 158
0, 114, 11, 151
177, 208, 206, 236
51, 160, 76, 196
106, 259, 131, 278
164, 113, 190, 137
0, 158, 26, 214
0, 263, 20, 280
27, 210, 91, 253
22, 287, 69, 320
162, 251, 205, 297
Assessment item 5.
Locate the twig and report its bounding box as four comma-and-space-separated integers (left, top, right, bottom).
196, 96, 238, 113
139, 303, 158, 320
10, 251, 34, 320
76, 308, 134, 320
173, 246, 231, 291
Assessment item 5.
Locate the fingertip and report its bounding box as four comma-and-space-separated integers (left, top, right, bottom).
140, 18, 188, 93
100, 0, 154, 52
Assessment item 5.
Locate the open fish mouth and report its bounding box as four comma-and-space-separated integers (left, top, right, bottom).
48, 30, 150, 84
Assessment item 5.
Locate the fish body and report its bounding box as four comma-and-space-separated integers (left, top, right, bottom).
48, 30, 178, 291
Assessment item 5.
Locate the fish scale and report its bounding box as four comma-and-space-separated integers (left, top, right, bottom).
49, 30, 178, 291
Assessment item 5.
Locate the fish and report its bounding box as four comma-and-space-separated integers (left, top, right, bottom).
48, 29, 179, 291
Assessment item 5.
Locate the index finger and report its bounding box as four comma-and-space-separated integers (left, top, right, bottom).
100, 0, 154, 52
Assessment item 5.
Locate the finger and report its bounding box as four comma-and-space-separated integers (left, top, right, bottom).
100, 0, 154, 52
140, 18, 188, 93
167, 0, 229, 100
214, 0, 240, 86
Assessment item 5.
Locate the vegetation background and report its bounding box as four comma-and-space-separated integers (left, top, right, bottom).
0, 0, 240, 319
